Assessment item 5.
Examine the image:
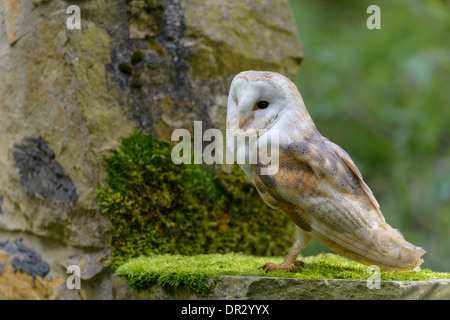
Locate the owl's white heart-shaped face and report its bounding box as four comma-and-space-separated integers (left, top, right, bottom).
226, 70, 317, 179
226, 71, 314, 137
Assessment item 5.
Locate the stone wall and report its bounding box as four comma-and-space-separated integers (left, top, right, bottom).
112, 275, 450, 300
0, 0, 302, 299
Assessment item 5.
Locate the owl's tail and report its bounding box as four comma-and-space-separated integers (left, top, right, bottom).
311, 220, 426, 271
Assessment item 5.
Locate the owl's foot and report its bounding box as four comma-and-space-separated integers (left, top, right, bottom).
258, 259, 304, 273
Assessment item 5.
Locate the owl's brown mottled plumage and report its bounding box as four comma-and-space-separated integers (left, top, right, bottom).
226, 71, 425, 272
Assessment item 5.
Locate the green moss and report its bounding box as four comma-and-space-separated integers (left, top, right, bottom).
143, 0, 166, 14
130, 49, 144, 65
148, 37, 168, 56
116, 253, 450, 297
118, 62, 132, 75
127, 0, 166, 39
97, 131, 293, 269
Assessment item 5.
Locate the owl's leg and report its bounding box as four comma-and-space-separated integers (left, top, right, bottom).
259, 227, 313, 272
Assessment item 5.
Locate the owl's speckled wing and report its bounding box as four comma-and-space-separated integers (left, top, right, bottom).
251, 130, 425, 270
253, 130, 381, 232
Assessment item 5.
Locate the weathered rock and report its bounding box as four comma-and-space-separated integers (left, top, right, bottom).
0, 253, 62, 300
0, 240, 61, 299
0, 258, 5, 275
1, 0, 23, 45
0, 233, 112, 300
60, 248, 111, 281
0, 238, 50, 281
12, 137, 78, 208
0, 0, 302, 299
112, 275, 450, 300
181, 0, 302, 80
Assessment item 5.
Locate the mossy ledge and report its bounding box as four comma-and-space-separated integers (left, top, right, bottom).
114, 253, 450, 299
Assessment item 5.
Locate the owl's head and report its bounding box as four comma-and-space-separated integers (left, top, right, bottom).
226, 71, 310, 134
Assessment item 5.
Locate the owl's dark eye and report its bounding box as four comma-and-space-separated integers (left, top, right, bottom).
256, 101, 269, 109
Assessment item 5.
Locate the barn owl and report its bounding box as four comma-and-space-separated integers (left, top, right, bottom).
226, 70, 425, 272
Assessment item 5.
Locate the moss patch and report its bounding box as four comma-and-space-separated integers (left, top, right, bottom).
127, 0, 166, 40
130, 49, 144, 65
116, 252, 450, 297
118, 62, 133, 75
97, 131, 294, 269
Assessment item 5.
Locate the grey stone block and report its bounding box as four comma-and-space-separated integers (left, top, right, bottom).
112, 274, 450, 300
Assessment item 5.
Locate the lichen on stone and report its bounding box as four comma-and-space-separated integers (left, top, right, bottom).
12, 137, 78, 208
179, 0, 302, 80
69, 22, 135, 146
0, 250, 61, 300
0, 238, 50, 282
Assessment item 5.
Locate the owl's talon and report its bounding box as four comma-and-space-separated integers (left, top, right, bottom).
257, 260, 304, 273
257, 262, 273, 271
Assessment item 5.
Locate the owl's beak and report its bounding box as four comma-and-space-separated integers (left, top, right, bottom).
238, 112, 254, 129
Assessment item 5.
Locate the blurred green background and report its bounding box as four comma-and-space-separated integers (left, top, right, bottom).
289, 0, 450, 271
